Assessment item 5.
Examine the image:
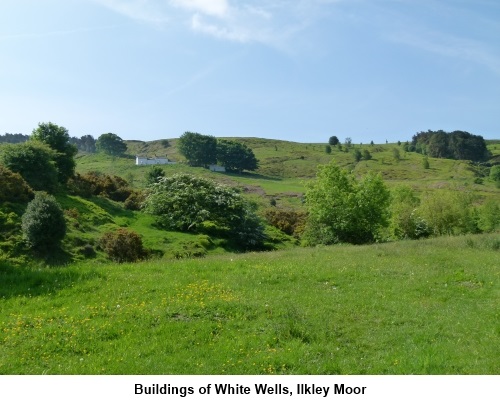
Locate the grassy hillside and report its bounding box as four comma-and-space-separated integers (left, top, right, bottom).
76, 138, 500, 208
1, 233, 499, 374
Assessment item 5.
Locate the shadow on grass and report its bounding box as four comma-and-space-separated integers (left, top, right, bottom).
0, 260, 103, 299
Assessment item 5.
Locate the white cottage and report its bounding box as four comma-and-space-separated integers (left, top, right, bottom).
208, 164, 226, 172
135, 156, 174, 166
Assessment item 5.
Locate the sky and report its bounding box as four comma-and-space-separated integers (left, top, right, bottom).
1, 0, 500, 144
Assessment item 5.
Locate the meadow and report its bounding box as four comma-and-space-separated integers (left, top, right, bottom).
1, 233, 499, 375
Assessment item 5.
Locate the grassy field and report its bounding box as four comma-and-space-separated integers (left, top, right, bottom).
1, 233, 499, 375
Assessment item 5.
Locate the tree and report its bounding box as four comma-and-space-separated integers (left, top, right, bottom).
304, 161, 390, 245
389, 185, 428, 240
31, 122, 77, 183
216, 139, 259, 172
144, 173, 265, 249
325, 145, 332, 154
145, 166, 165, 186
96, 133, 127, 156
353, 149, 362, 162
21, 192, 66, 252
0, 141, 59, 192
328, 136, 339, 146
344, 137, 352, 148
177, 132, 217, 167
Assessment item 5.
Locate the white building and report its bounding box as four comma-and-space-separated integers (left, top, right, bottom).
135, 156, 175, 166
209, 164, 226, 172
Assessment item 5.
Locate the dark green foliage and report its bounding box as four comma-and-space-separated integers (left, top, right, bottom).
0, 165, 34, 203
353, 149, 362, 162
411, 130, 489, 161
145, 166, 165, 186
0, 133, 29, 143
263, 208, 307, 237
390, 186, 429, 240
490, 165, 500, 185
304, 161, 390, 245
328, 136, 339, 146
1, 141, 59, 192
67, 172, 133, 202
69, 134, 96, 153
31, 122, 77, 183
21, 192, 66, 251
216, 139, 259, 172
325, 145, 332, 154
144, 173, 265, 249
96, 133, 127, 156
124, 190, 145, 211
100, 228, 147, 263
177, 132, 217, 167
362, 149, 372, 160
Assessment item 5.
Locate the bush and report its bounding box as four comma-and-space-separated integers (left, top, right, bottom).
100, 228, 147, 263
1, 141, 59, 192
144, 173, 265, 249
68, 172, 133, 202
0, 165, 34, 203
21, 192, 66, 252
304, 161, 390, 245
263, 208, 307, 237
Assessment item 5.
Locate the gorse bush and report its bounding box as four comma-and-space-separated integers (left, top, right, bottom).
100, 228, 147, 263
21, 192, 66, 252
0, 164, 34, 203
263, 207, 307, 237
68, 172, 133, 203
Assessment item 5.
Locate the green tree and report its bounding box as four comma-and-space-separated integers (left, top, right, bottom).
177, 132, 217, 167
96, 133, 127, 156
0, 141, 59, 192
328, 136, 339, 146
31, 122, 77, 183
145, 166, 165, 186
325, 145, 332, 154
216, 139, 259, 172
21, 192, 66, 252
144, 173, 265, 249
389, 185, 428, 240
353, 149, 362, 162
304, 161, 390, 245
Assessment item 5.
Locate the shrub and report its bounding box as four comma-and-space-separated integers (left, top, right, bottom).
68, 172, 133, 202
1, 141, 59, 192
263, 208, 307, 237
100, 228, 147, 263
0, 165, 34, 203
144, 173, 265, 249
21, 192, 66, 252
304, 161, 390, 245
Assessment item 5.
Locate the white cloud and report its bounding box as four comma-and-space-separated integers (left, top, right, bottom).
169, 0, 229, 18
90, 0, 170, 25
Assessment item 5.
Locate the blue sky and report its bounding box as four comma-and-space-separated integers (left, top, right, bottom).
1, 0, 499, 143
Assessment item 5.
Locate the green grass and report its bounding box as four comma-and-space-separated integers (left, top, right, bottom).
1, 233, 499, 375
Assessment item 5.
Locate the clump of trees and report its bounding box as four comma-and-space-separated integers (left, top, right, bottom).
144, 173, 265, 249
96, 133, 127, 156
303, 161, 390, 245
408, 130, 489, 161
177, 132, 259, 173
